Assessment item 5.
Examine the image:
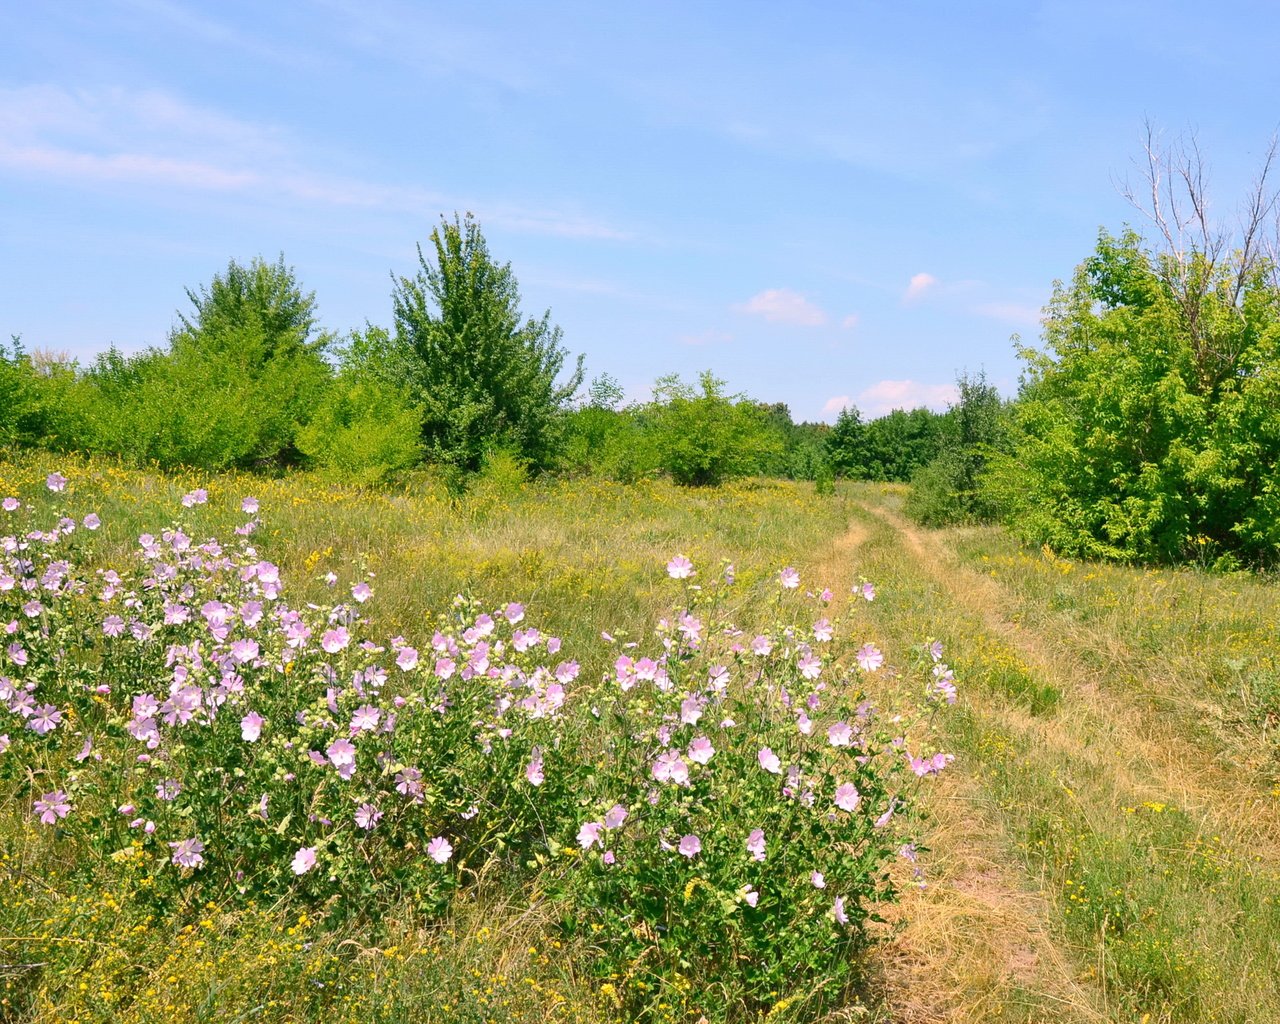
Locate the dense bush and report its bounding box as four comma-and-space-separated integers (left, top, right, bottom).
296, 327, 423, 485
0, 339, 70, 448
827, 405, 947, 482
643, 372, 783, 486
65, 257, 331, 471
987, 228, 1280, 565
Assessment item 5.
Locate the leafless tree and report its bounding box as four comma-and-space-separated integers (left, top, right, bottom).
1116, 120, 1280, 389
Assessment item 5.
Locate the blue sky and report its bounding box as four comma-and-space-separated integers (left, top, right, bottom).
3, 1, 1279, 420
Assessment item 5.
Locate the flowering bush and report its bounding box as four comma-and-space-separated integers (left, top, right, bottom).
0, 471, 954, 1020
552, 559, 955, 1016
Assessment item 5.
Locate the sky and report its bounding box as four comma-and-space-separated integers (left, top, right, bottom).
3, 1, 1279, 421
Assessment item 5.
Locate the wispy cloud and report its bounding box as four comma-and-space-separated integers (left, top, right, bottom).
0, 84, 629, 241
840, 313, 860, 330
822, 395, 852, 415
736, 288, 827, 326
902, 272, 937, 303
855, 379, 958, 417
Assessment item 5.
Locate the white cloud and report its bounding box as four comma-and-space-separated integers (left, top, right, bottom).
0, 84, 630, 240
903, 272, 937, 303
971, 301, 1042, 327
840, 313, 859, 330
736, 288, 828, 326
822, 395, 853, 415
856, 379, 958, 418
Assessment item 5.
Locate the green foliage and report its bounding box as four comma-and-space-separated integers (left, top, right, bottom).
0, 338, 72, 448
827, 405, 947, 482
989, 228, 1280, 565
67, 257, 332, 471
392, 214, 584, 473
905, 370, 1007, 526
644, 371, 782, 486
296, 326, 424, 485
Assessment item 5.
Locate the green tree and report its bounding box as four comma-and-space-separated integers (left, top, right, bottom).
72, 257, 331, 470
645, 371, 781, 486
826, 406, 867, 477
391, 214, 584, 472
989, 224, 1280, 564
906, 370, 1007, 526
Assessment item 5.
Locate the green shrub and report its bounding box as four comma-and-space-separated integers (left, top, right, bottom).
644, 371, 782, 486
296, 373, 423, 485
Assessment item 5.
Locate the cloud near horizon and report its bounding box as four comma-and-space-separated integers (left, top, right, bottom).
822, 379, 958, 420
736, 288, 828, 326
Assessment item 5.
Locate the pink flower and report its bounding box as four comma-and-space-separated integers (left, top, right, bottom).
350, 705, 381, 733
427, 836, 453, 863
46, 472, 67, 492
797, 652, 822, 679
504, 602, 525, 624
856, 644, 884, 672
181, 488, 208, 507
743, 884, 759, 907
813, 618, 833, 642
834, 782, 860, 812
820, 588, 833, 602
811, 870, 826, 889
860, 582, 876, 602
326, 738, 357, 776
874, 799, 898, 828
679, 696, 703, 725
2, 498, 19, 511
321, 627, 350, 654
833, 896, 849, 925
170, 837, 205, 869
746, 829, 766, 861
33, 790, 71, 825
687, 736, 715, 764
291, 846, 317, 875
666, 555, 695, 579
757, 747, 782, 774
27, 704, 62, 736
355, 803, 382, 830
577, 820, 603, 849
396, 646, 419, 671
652, 749, 690, 785
240, 711, 264, 742
677, 834, 702, 858
526, 748, 545, 786
241, 496, 259, 514
750, 635, 773, 657
779, 567, 800, 589
351, 582, 372, 603
230, 638, 259, 664
604, 804, 628, 829
828, 721, 853, 747
83, 513, 101, 530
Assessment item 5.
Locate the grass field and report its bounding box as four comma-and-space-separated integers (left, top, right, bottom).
2, 454, 1278, 1023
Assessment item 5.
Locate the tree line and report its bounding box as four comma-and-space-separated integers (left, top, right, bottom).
9, 123, 1280, 570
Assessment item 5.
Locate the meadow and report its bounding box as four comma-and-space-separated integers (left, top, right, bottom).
1, 453, 1278, 1023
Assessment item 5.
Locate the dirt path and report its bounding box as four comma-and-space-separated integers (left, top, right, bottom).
812, 516, 1106, 1024
859, 497, 1280, 859
831, 491, 1280, 1023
